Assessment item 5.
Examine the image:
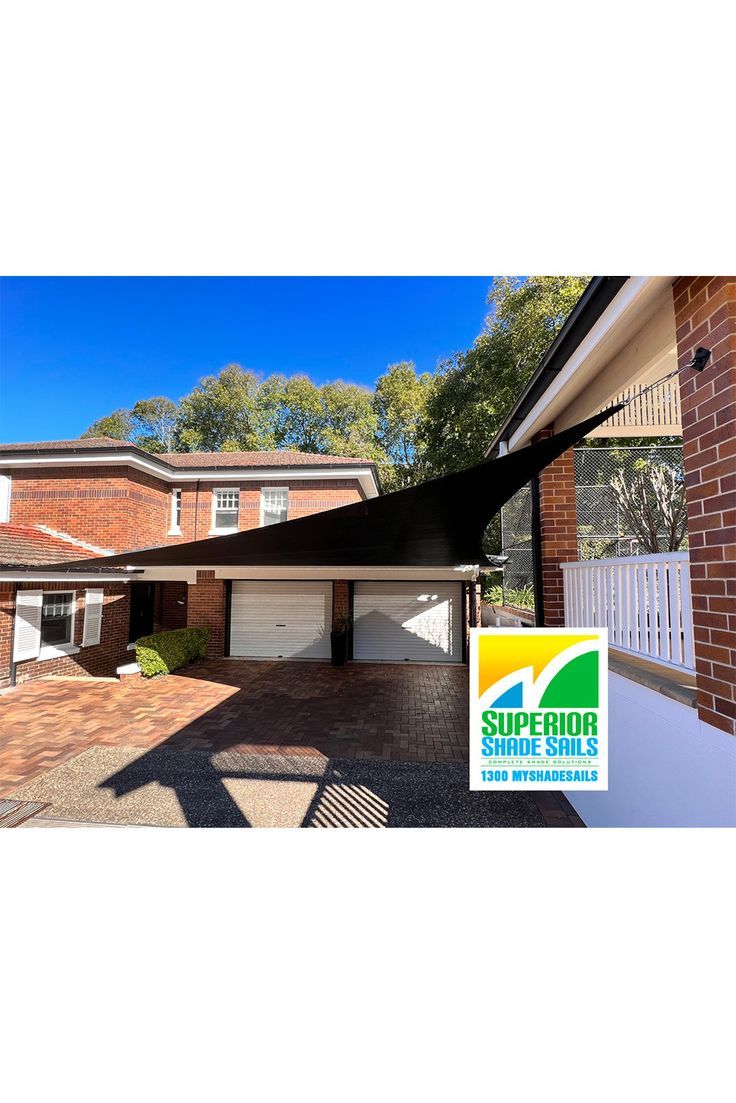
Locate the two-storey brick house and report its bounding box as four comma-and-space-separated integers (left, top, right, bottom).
0, 438, 380, 686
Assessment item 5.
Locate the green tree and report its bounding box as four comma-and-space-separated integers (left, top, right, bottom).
373, 361, 432, 489
81, 408, 133, 441
131, 397, 178, 453
420, 276, 590, 475
174, 364, 262, 451
321, 381, 381, 459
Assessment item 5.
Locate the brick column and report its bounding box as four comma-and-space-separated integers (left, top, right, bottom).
674, 276, 736, 735
332, 580, 350, 628
0, 584, 15, 689
187, 570, 226, 657
533, 430, 578, 626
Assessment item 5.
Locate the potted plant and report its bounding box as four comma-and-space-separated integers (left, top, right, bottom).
330, 612, 352, 666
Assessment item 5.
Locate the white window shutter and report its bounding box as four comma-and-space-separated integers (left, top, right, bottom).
82, 589, 104, 646
13, 590, 43, 661
0, 475, 10, 522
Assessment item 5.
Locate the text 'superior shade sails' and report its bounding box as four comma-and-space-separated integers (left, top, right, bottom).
50, 406, 624, 570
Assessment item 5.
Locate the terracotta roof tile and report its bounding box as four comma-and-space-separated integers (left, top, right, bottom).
159, 449, 375, 468
0, 525, 102, 568
0, 439, 376, 469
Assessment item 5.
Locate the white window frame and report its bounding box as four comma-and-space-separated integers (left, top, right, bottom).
0, 474, 10, 522
260, 486, 289, 527
39, 590, 79, 660
210, 487, 240, 535
168, 487, 183, 534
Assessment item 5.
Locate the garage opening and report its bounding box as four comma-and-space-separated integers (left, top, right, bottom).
352, 581, 463, 663
230, 580, 332, 659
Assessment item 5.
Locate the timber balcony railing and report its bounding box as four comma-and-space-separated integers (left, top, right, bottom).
561, 552, 694, 672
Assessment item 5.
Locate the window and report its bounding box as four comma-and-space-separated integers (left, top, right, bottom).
169, 488, 182, 533
0, 474, 10, 522
212, 488, 240, 532
261, 487, 288, 526
41, 591, 75, 649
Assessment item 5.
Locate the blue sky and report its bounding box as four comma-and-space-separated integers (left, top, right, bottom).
0, 276, 493, 442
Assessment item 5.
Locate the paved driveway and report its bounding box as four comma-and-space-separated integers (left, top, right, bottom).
0, 660, 583, 827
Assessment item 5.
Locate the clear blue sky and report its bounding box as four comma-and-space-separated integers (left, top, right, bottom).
0, 276, 493, 443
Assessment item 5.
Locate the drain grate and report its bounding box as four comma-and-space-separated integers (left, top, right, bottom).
0, 799, 50, 828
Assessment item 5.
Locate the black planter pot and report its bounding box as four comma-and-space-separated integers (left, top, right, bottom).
330, 629, 348, 666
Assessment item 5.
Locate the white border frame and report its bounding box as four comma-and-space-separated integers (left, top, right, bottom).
209, 486, 240, 535
38, 588, 79, 660
168, 487, 183, 535
259, 486, 289, 527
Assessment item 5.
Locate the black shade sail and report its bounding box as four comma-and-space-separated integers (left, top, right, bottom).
52, 406, 622, 571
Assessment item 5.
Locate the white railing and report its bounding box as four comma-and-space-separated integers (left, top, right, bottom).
587, 378, 681, 437
561, 552, 694, 671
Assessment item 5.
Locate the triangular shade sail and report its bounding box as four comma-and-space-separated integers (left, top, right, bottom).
54, 406, 622, 571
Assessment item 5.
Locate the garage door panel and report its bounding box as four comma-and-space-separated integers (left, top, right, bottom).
353, 582, 462, 662
230, 581, 332, 659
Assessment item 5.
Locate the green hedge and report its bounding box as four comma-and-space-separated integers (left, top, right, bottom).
135, 627, 209, 677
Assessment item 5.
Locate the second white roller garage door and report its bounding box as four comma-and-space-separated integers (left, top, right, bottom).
352, 581, 463, 663
230, 581, 332, 659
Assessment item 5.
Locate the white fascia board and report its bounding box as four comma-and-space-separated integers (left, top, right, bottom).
0, 452, 380, 496
506, 277, 673, 452
0, 571, 135, 583
136, 567, 200, 584
213, 565, 479, 581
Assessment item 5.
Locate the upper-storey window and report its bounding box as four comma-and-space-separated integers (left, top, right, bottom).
169, 488, 182, 534
212, 488, 240, 533
261, 487, 288, 526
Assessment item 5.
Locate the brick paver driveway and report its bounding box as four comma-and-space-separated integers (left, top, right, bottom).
0, 660, 583, 826
0, 660, 467, 794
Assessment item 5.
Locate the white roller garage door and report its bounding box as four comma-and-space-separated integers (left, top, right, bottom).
353, 581, 463, 663
230, 581, 332, 659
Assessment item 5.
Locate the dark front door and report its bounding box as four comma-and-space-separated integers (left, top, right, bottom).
129, 582, 155, 642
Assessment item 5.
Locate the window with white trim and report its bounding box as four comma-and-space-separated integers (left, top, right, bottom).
260, 487, 288, 527
40, 591, 75, 650
169, 488, 182, 533
212, 488, 240, 532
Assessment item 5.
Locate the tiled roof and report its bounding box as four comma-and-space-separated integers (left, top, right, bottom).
0, 524, 102, 568
0, 437, 125, 451
159, 450, 375, 468
0, 439, 376, 468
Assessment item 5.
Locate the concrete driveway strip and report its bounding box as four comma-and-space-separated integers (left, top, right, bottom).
10, 747, 555, 828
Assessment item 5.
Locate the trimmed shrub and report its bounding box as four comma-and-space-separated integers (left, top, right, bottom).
135, 627, 209, 677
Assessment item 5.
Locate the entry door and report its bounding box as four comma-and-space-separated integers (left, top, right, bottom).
129, 582, 155, 642
230, 581, 332, 659
353, 581, 463, 662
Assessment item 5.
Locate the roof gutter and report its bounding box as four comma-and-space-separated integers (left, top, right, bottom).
485, 276, 630, 458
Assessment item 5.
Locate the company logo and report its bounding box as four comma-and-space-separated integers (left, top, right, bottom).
469, 628, 608, 791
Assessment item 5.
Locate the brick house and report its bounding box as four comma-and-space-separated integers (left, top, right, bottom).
486, 275, 736, 826
0, 444, 380, 686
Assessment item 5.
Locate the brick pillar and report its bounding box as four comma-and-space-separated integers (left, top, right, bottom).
674, 276, 736, 736
533, 430, 578, 626
0, 584, 15, 689
187, 570, 226, 657
332, 580, 350, 628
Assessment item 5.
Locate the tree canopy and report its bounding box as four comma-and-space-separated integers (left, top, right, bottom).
79, 277, 591, 484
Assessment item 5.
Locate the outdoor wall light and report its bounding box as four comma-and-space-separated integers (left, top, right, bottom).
688, 347, 711, 372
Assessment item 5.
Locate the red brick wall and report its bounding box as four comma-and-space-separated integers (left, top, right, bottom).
186, 571, 226, 657
0, 584, 14, 689
332, 580, 349, 628
3, 465, 366, 552
171, 479, 365, 542
0, 582, 131, 687
5, 465, 170, 552
674, 276, 736, 735
160, 581, 188, 630
533, 433, 578, 626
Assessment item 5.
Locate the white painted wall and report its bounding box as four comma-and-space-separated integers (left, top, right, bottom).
565, 672, 736, 827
